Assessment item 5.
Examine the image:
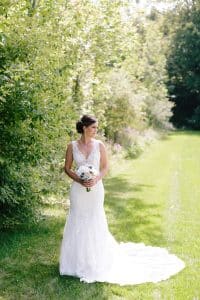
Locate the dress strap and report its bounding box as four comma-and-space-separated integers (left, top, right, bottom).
71, 141, 76, 156
95, 139, 100, 154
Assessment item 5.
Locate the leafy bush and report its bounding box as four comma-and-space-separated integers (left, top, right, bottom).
0, 1, 174, 229
126, 142, 144, 159
0, 163, 40, 229
118, 127, 159, 159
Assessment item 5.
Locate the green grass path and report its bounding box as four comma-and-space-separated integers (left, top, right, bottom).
0, 131, 200, 300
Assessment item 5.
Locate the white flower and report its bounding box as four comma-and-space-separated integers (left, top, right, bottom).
76, 164, 98, 192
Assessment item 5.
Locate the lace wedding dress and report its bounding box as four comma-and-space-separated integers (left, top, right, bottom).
59, 139, 185, 285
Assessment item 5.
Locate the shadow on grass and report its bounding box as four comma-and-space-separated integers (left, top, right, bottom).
0, 214, 109, 300
158, 130, 200, 143
168, 130, 200, 137
0, 172, 179, 299
105, 176, 166, 247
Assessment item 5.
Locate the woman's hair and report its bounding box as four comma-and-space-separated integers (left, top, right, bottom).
76, 115, 97, 134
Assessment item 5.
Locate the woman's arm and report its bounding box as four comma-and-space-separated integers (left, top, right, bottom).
64, 143, 82, 184
98, 141, 109, 181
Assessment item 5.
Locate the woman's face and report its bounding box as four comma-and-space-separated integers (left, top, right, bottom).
83, 122, 98, 137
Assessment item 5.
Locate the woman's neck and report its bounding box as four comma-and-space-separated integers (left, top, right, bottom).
79, 135, 93, 145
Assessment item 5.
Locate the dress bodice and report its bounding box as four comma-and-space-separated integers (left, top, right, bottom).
72, 139, 101, 172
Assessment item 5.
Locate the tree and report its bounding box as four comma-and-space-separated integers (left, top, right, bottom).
165, 1, 200, 128
0, 0, 174, 229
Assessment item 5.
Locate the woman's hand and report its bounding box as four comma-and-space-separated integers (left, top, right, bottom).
81, 176, 99, 188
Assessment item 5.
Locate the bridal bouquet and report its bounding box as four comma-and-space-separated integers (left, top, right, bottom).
76, 164, 98, 192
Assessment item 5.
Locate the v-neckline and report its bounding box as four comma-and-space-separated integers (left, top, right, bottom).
76, 140, 95, 160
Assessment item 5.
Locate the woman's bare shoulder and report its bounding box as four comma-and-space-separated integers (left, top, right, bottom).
66, 141, 74, 151
96, 139, 106, 151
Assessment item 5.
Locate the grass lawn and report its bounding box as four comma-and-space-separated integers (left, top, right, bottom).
0, 131, 200, 300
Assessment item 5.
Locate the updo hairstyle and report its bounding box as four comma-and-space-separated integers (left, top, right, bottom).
76, 115, 97, 134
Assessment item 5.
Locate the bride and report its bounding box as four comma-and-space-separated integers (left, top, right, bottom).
59, 115, 185, 285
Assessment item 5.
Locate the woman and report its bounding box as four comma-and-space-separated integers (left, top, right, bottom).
59, 115, 185, 285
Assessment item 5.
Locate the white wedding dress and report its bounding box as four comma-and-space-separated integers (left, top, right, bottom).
59, 139, 185, 285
